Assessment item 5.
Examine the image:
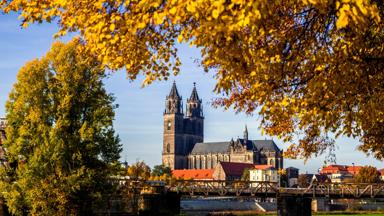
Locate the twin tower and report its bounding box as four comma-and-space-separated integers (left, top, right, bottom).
162, 82, 204, 169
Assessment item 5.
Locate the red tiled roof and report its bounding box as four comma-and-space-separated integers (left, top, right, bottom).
321, 164, 363, 175
347, 166, 362, 174
219, 162, 256, 177
378, 169, 384, 175
253, 165, 275, 170
172, 169, 214, 180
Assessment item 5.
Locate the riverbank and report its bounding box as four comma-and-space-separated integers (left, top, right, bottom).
200, 211, 384, 216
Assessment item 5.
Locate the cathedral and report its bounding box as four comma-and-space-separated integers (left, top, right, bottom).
162, 82, 284, 170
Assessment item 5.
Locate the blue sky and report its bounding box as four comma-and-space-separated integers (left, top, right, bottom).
0, 13, 382, 173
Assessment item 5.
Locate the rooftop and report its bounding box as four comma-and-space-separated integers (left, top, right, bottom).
172, 169, 213, 180
191, 139, 281, 155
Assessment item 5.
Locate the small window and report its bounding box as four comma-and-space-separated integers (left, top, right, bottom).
166, 143, 170, 153
167, 121, 171, 130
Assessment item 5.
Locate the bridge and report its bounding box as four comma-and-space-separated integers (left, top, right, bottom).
114, 179, 384, 216
166, 180, 384, 199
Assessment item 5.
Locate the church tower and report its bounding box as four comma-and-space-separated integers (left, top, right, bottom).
184, 83, 204, 154
162, 82, 186, 169
243, 125, 248, 144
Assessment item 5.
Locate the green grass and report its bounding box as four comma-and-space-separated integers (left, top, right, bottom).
204, 211, 384, 216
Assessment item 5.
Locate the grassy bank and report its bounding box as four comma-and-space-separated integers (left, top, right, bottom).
204, 211, 384, 216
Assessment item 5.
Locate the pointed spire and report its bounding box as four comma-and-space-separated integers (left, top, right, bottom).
168, 81, 181, 99
243, 124, 248, 142
186, 82, 203, 118
164, 81, 183, 115
189, 82, 200, 101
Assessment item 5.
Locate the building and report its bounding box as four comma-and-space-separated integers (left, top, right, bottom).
212, 161, 256, 181
162, 82, 284, 170
378, 169, 384, 182
162, 82, 204, 170
320, 164, 362, 175
320, 164, 362, 183
249, 165, 279, 184
286, 167, 299, 187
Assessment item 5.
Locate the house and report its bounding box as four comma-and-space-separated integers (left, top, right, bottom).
286, 167, 299, 187
249, 165, 279, 185
320, 164, 362, 183
379, 169, 384, 181
347, 166, 362, 175
172, 169, 214, 180
212, 161, 256, 181
329, 173, 353, 183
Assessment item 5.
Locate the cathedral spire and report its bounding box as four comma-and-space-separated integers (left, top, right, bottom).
243, 124, 248, 143
186, 82, 203, 118
164, 81, 183, 114
189, 82, 200, 101
168, 81, 181, 99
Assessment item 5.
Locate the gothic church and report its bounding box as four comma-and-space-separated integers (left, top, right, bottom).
162, 82, 283, 170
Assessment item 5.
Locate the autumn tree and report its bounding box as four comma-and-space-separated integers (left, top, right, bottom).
0, 39, 122, 216
1, 0, 384, 159
297, 174, 310, 188
151, 164, 172, 178
354, 166, 381, 183
127, 161, 151, 180
241, 168, 250, 181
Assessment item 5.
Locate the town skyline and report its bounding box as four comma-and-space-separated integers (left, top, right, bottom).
0, 13, 383, 174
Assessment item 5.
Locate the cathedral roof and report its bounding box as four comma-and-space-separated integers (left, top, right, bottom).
168, 81, 181, 99
249, 140, 281, 152
191, 142, 231, 154
190, 139, 281, 155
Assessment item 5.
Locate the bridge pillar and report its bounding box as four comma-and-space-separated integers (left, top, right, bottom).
277, 196, 312, 216
312, 198, 330, 212
139, 192, 180, 215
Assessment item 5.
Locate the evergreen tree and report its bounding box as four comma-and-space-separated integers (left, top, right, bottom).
0, 39, 122, 215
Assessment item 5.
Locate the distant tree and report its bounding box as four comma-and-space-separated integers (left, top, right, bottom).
241, 168, 250, 181
354, 166, 381, 183
127, 161, 151, 180
151, 164, 172, 178
297, 174, 310, 188
0, 39, 122, 215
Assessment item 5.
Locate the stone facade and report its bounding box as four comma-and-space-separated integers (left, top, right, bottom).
162, 82, 204, 169
162, 83, 283, 170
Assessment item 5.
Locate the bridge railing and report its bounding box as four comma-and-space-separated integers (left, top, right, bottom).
300, 182, 384, 198
166, 180, 279, 196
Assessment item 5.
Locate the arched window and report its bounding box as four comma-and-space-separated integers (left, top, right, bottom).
166, 143, 170, 153
207, 156, 212, 169
167, 121, 171, 130
269, 159, 273, 165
